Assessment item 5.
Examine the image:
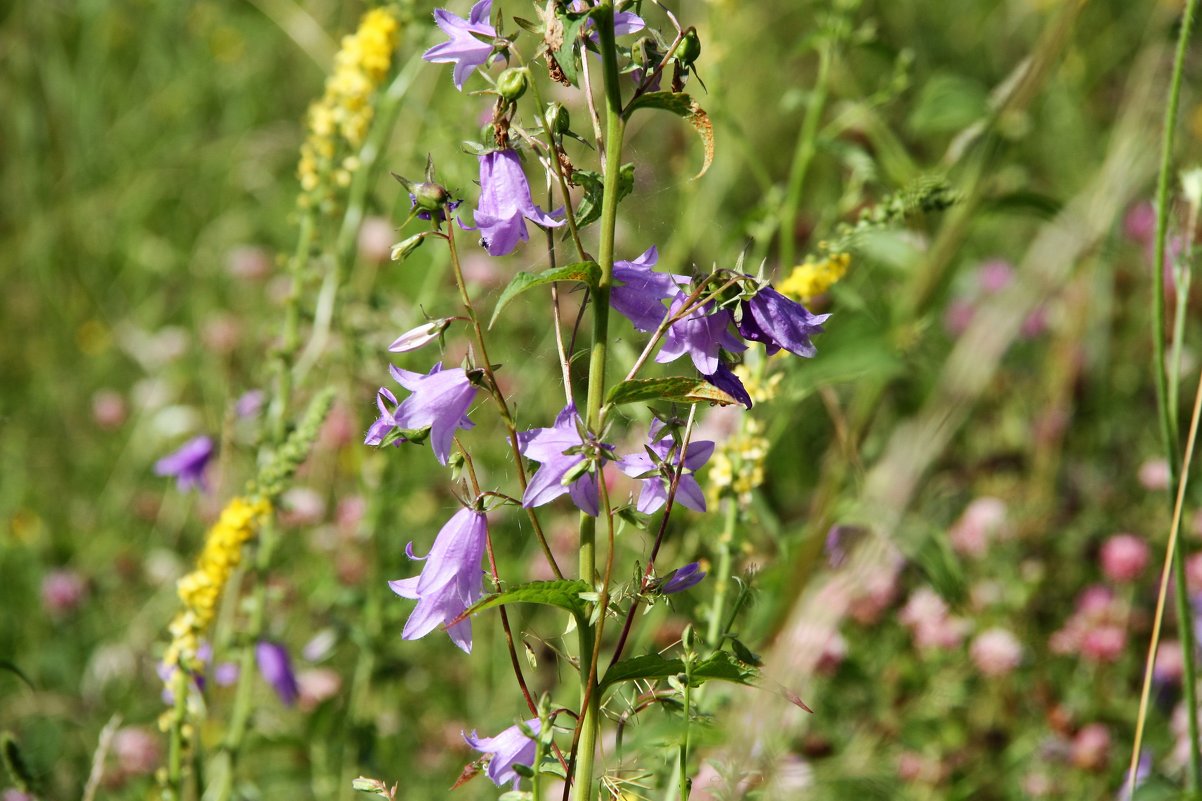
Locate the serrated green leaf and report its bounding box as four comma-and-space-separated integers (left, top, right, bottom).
572, 164, 635, 227
606, 377, 738, 407
461, 579, 592, 627
623, 92, 714, 177
600, 650, 760, 694
600, 653, 685, 692
691, 651, 758, 685
490, 262, 600, 327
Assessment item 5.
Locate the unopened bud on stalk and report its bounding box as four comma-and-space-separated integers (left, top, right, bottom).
413, 182, 451, 213
388, 318, 454, 353
390, 233, 426, 262
497, 68, 528, 103
673, 29, 701, 66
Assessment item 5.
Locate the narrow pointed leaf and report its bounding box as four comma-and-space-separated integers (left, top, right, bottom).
606, 377, 738, 407
458, 579, 592, 627
490, 262, 600, 327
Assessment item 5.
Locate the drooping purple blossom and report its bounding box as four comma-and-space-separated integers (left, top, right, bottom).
617, 420, 713, 513
388, 507, 487, 653
255, 640, 299, 706
464, 718, 540, 788
611, 246, 687, 332
736, 286, 829, 358
656, 294, 746, 375
423, 0, 498, 91
364, 363, 477, 465
473, 149, 563, 256
660, 562, 706, 594
154, 435, 215, 492
519, 404, 610, 516
702, 362, 752, 409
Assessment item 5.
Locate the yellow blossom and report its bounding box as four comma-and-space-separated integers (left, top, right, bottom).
162, 496, 271, 682
298, 6, 402, 210
707, 417, 770, 508
778, 252, 850, 304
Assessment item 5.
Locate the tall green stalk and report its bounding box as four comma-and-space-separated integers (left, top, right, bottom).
1150, 0, 1201, 791
572, 5, 626, 800
777, 39, 832, 271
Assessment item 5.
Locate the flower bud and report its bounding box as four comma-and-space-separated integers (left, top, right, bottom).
390, 233, 426, 262
388, 318, 453, 353
412, 181, 451, 212
497, 68, 528, 103
673, 29, 701, 65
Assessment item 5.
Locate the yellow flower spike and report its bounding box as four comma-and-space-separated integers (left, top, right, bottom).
161, 496, 271, 694
297, 6, 402, 210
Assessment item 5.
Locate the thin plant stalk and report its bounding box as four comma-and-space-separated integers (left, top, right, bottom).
777, 38, 832, 271
1148, 0, 1201, 789
443, 223, 565, 580
1128, 368, 1202, 798
705, 499, 739, 648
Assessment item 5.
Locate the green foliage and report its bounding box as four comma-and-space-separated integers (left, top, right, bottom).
489, 261, 600, 326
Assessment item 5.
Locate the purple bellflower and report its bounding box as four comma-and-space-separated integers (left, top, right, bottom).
155, 435, 215, 492
702, 362, 752, 409
660, 562, 706, 594
611, 246, 688, 332
423, 0, 498, 91
464, 718, 540, 788
255, 640, 299, 706
364, 363, 477, 465
473, 149, 563, 256
388, 507, 487, 653
656, 295, 746, 375
737, 286, 830, 358
618, 420, 713, 513
519, 404, 611, 516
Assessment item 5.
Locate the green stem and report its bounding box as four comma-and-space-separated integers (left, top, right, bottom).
268, 212, 315, 442
572, 7, 626, 800
527, 73, 589, 262
778, 39, 831, 271
1151, 0, 1200, 791
705, 499, 738, 648
444, 224, 564, 579
678, 678, 692, 801
165, 667, 189, 800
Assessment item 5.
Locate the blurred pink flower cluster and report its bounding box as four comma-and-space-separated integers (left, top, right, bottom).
1049, 585, 1128, 663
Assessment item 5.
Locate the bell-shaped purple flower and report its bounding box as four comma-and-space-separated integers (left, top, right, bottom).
464, 718, 540, 788
519, 404, 610, 516
702, 362, 752, 409
611, 246, 688, 332
655, 294, 746, 375
737, 286, 830, 358
388, 507, 487, 653
255, 640, 299, 706
618, 421, 713, 514
660, 562, 706, 594
473, 150, 563, 257
155, 435, 215, 492
423, 0, 497, 91
364, 363, 477, 465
